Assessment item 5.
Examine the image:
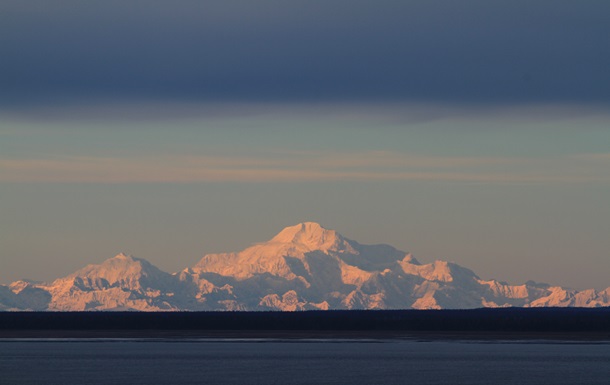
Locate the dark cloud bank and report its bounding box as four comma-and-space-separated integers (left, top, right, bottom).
1, 0, 609, 109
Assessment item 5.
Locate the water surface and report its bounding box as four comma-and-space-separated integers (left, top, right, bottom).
1, 339, 609, 384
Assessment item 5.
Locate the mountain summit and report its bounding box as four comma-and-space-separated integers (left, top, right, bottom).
2, 222, 610, 311
270, 222, 352, 252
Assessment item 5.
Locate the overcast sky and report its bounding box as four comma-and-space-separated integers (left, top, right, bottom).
1, 1, 609, 289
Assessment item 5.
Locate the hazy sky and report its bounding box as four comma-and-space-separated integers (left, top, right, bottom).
1, 1, 609, 289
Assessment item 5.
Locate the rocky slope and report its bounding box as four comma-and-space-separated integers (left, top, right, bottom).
2, 222, 609, 311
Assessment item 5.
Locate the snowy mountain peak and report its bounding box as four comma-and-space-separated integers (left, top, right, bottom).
270, 222, 350, 252
63, 253, 166, 290
113, 252, 132, 260
3, 222, 610, 311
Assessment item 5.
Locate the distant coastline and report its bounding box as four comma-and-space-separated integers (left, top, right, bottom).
2, 308, 610, 340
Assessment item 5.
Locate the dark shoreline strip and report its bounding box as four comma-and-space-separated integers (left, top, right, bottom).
2, 308, 610, 340
1, 330, 610, 341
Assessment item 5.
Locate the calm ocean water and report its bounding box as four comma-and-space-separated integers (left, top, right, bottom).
1, 339, 609, 384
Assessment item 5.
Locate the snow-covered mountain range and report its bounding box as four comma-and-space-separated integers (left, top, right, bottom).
2, 222, 609, 311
